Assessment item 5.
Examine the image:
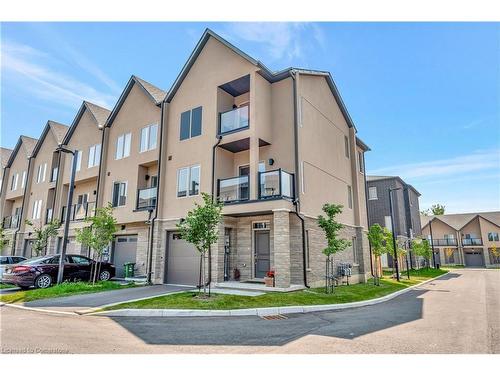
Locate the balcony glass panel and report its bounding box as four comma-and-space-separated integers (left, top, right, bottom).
218, 175, 249, 203
61, 202, 96, 222
462, 238, 483, 246
259, 170, 295, 199
137, 187, 157, 210
219, 106, 249, 134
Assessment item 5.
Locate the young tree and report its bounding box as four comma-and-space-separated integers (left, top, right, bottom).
430, 204, 445, 215
318, 204, 351, 293
25, 219, 61, 256
412, 237, 432, 269
177, 192, 223, 296
367, 224, 390, 285
75, 203, 117, 284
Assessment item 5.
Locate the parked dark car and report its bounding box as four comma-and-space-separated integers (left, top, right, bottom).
2, 254, 115, 289
0, 256, 27, 281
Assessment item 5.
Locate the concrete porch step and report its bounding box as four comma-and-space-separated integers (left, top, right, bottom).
214, 281, 305, 293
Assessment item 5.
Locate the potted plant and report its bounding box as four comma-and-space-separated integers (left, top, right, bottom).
264, 269, 275, 287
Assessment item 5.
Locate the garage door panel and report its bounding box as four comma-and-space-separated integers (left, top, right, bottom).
113, 235, 138, 278
166, 232, 200, 286
464, 249, 485, 267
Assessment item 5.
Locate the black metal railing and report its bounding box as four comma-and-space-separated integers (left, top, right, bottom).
61, 201, 96, 222
2, 215, 20, 229
217, 175, 249, 203
432, 238, 458, 246
218, 105, 249, 135
462, 238, 483, 246
258, 169, 295, 200
136, 187, 157, 210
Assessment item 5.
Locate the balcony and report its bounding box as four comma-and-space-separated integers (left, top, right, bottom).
136, 187, 157, 210
462, 238, 483, 246
219, 105, 249, 135
2, 215, 19, 229
259, 169, 294, 200
61, 202, 96, 222
217, 175, 249, 203
432, 238, 458, 246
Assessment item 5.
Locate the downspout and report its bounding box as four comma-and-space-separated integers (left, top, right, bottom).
291, 70, 309, 288
13, 156, 33, 256
362, 152, 375, 277
208, 134, 223, 287
146, 101, 166, 284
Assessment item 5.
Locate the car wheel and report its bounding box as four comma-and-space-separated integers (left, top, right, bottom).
35, 274, 52, 289
99, 270, 111, 281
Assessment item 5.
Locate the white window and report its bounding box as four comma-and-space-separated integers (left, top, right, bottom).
140, 124, 158, 152
368, 186, 378, 200
112, 182, 127, 207
115, 133, 131, 160
344, 136, 350, 158
75, 151, 82, 171
88, 144, 101, 168
21, 171, 26, 189
11, 173, 18, 190
32, 200, 42, 220
177, 165, 200, 198
384, 215, 393, 230
347, 185, 353, 209
36, 163, 47, 183
488, 232, 499, 241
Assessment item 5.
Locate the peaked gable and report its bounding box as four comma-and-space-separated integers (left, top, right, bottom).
32, 121, 69, 157
6, 135, 38, 168
63, 101, 110, 145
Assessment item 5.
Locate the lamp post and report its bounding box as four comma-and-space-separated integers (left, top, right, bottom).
389, 187, 402, 282
56, 146, 78, 284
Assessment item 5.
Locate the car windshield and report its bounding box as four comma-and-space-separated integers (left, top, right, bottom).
18, 256, 56, 265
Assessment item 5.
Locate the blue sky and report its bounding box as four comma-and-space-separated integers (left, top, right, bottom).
1, 22, 499, 213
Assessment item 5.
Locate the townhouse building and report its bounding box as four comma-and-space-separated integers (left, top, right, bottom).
366, 175, 421, 268
1, 29, 372, 289
0, 136, 38, 255
1, 147, 13, 189
421, 212, 500, 268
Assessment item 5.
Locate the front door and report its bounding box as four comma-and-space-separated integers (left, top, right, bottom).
254, 230, 270, 278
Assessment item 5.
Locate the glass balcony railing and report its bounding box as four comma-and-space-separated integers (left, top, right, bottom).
136, 187, 157, 210
259, 169, 294, 200
217, 175, 249, 203
2, 215, 20, 229
219, 105, 249, 135
462, 238, 483, 246
61, 202, 96, 222
432, 238, 457, 246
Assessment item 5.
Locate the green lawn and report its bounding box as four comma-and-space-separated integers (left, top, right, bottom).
105, 268, 448, 311
0, 283, 16, 289
0, 281, 135, 304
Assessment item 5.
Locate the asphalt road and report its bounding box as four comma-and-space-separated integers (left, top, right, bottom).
1, 269, 499, 354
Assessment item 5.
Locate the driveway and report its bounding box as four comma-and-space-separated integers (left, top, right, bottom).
21, 284, 192, 313
1, 269, 499, 353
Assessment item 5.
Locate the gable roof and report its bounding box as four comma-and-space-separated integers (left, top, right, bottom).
367, 175, 421, 196
105, 75, 166, 127
63, 101, 110, 145
1, 148, 13, 169
32, 121, 69, 157
421, 211, 500, 231
356, 137, 371, 151
164, 28, 357, 131
6, 135, 38, 168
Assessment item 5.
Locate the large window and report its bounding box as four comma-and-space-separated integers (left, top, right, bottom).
112, 182, 127, 207
488, 232, 499, 241
177, 165, 200, 197
36, 163, 47, 183
32, 199, 42, 220
115, 133, 131, 160
347, 185, 353, 209
180, 107, 202, 140
140, 124, 158, 152
10, 173, 18, 190
21, 171, 26, 188
88, 144, 101, 168
368, 186, 378, 200
75, 151, 82, 171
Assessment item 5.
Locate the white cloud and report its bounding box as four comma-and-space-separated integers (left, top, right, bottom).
2, 40, 116, 109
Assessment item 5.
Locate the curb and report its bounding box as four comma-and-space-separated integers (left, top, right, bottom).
0, 302, 78, 316
90, 272, 449, 318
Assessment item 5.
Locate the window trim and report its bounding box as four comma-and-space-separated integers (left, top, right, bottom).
179, 107, 203, 141
115, 133, 131, 160
112, 181, 128, 207
75, 151, 82, 172
344, 135, 350, 159
11, 173, 18, 190
368, 186, 378, 200
21, 171, 26, 188
176, 164, 201, 198
88, 144, 101, 168
139, 123, 158, 153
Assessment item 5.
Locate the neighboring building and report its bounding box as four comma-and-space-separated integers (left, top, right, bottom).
366, 175, 422, 267
0, 136, 38, 255
0, 148, 13, 202
421, 212, 500, 268
0, 29, 372, 288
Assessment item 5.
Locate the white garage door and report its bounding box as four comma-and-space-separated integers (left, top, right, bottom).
165, 232, 200, 286
113, 235, 138, 278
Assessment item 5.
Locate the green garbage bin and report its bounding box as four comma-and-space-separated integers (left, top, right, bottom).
124, 262, 135, 278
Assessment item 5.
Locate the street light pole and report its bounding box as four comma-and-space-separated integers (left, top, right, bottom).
389, 187, 401, 282
56, 147, 78, 284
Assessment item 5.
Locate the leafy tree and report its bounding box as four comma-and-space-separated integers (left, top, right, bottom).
177, 193, 223, 296
25, 219, 61, 256
76, 203, 117, 284
318, 203, 351, 259
0, 227, 8, 254
412, 237, 432, 269
430, 204, 445, 215
367, 224, 391, 285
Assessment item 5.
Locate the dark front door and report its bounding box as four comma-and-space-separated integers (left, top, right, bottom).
254, 230, 270, 278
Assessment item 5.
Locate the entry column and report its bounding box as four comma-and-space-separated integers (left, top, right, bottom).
273, 209, 291, 288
